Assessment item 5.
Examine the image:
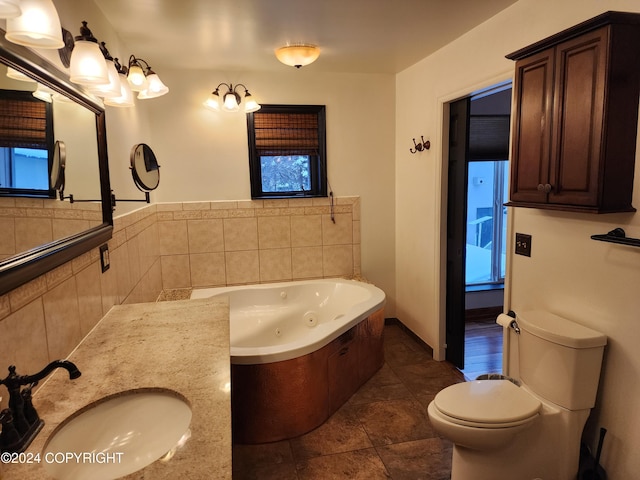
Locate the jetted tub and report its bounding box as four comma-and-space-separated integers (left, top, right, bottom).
191, 278, 386, 443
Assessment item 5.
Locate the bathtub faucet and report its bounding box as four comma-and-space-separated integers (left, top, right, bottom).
0, 361, 81, 453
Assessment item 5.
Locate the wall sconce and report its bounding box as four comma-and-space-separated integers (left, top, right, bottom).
0, 0, 20, 19
69, 21, 109, 86
5, 0, 63, 49
203, 83, 261, 113
275, 44, 320, 68
410, 136, 431, 154
127, 56, 169, 98
104, 58, 135, 107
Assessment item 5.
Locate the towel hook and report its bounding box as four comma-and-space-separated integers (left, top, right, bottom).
410, 136, 430, 154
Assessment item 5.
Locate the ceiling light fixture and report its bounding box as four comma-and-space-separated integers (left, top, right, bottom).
127, 55, 169, 98
69, 21, 109, 86
5, 0, 63, 49
275, 44, 320, 68
203, 83, 261, 113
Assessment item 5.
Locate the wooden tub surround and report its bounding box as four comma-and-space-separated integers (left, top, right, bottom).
231, 308, 385, 444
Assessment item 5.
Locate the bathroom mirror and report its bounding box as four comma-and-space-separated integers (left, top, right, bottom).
130, 143, 160, 192
0, 31, 113, 296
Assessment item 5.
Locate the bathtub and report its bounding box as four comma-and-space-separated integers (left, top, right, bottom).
191, 278, 386, 443
190, 278, 386, 365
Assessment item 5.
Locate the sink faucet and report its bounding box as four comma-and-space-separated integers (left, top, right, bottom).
0, 361, 81, 453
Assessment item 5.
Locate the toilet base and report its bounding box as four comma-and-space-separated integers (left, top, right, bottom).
449, 404, 589, 480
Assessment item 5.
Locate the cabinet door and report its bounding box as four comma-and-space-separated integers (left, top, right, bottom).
549, 28, 607, 206
510, 49, 554, 204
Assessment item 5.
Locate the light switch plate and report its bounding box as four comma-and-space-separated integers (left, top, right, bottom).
515, 233, 532, 257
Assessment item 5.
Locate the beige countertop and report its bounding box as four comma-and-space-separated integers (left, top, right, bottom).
2, 297, 231, 480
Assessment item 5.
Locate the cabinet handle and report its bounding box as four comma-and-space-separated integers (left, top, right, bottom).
537, 183, 545, 192
544, 183, 552, 193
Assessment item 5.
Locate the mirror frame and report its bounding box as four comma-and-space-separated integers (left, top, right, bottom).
130, 143, 160, 192
0, 31, 113, 296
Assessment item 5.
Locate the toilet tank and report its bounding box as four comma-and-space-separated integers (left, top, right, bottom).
517, 310, 606, 410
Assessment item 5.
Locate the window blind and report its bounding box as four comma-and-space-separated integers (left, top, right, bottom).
0, 91, 49, 149
469, 115, 510, 161
253, 111, 319, 155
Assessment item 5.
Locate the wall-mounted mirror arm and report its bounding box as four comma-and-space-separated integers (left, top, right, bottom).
110, 190, 150, 210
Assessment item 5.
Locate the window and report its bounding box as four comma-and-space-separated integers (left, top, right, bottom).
0, 90, 53, 196
247, 105, 327, 199
465, 86, 512, 287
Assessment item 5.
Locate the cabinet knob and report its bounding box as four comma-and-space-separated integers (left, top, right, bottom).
537, 183, 553, 193
537, 183, 545, 191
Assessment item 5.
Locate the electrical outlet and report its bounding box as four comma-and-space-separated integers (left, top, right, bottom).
100, 244, 110, 272
515, 233, 532, 257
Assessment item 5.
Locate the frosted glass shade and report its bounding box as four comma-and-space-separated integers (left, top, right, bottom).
127, 65, 147, 91
223, 93, 239, 112
69, 40, 110, 85
0, 0, 21, 19
137, 73, 169, 99
203, 92, 221, 111
275, 44, 320, 68
32, 84, 54, 103
88, 59, 122, 98
104, 73, 135, 107
6, 67, 35, 83
5, 0, 63, 49
243, 95, 261, 113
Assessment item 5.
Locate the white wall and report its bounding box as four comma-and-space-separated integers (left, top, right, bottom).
396, 0, 640, 477
136, 68, 397, 311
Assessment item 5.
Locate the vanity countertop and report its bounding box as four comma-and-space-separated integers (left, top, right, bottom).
2, 297, 231, 480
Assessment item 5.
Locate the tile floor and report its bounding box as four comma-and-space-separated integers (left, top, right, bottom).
232, 323, 465, 479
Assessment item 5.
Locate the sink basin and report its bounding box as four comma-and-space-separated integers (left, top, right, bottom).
43, 388, 192, 480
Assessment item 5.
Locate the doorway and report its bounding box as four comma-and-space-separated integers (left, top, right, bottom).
445, 82, 511, 372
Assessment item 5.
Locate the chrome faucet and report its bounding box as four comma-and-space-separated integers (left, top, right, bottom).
0, 361, 81, 453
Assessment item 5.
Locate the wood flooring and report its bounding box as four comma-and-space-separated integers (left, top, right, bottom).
460, 319, 503, 381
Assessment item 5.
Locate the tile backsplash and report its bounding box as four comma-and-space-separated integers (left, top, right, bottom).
0, 196, 360, 407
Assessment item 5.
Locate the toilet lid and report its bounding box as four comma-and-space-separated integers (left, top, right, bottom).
433, 380, 541, 426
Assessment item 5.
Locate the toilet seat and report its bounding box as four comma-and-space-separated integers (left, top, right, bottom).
433, 380, 541, 429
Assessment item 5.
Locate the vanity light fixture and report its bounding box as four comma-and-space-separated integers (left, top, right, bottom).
5, 0, 63, 49
88, 42, 122, 98
126, 55, 169, 98
6, 66, 36, 83
0, 0, 20, 19
203, 83, 261, 113
275, 44, 320, 68
32, 83, 54, 103
69, 21, 110, 86
104, 58, 135, 107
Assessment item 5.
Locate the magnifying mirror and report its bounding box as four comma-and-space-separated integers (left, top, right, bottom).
51, 140, 66, 193
130, 143, 160, 191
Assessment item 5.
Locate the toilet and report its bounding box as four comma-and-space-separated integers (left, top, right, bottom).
427, 310, 607, 480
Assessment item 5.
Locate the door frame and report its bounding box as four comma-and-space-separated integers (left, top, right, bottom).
434, 73, 514, 363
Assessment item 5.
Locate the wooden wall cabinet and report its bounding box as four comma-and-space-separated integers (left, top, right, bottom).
507, 11, 640, 213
